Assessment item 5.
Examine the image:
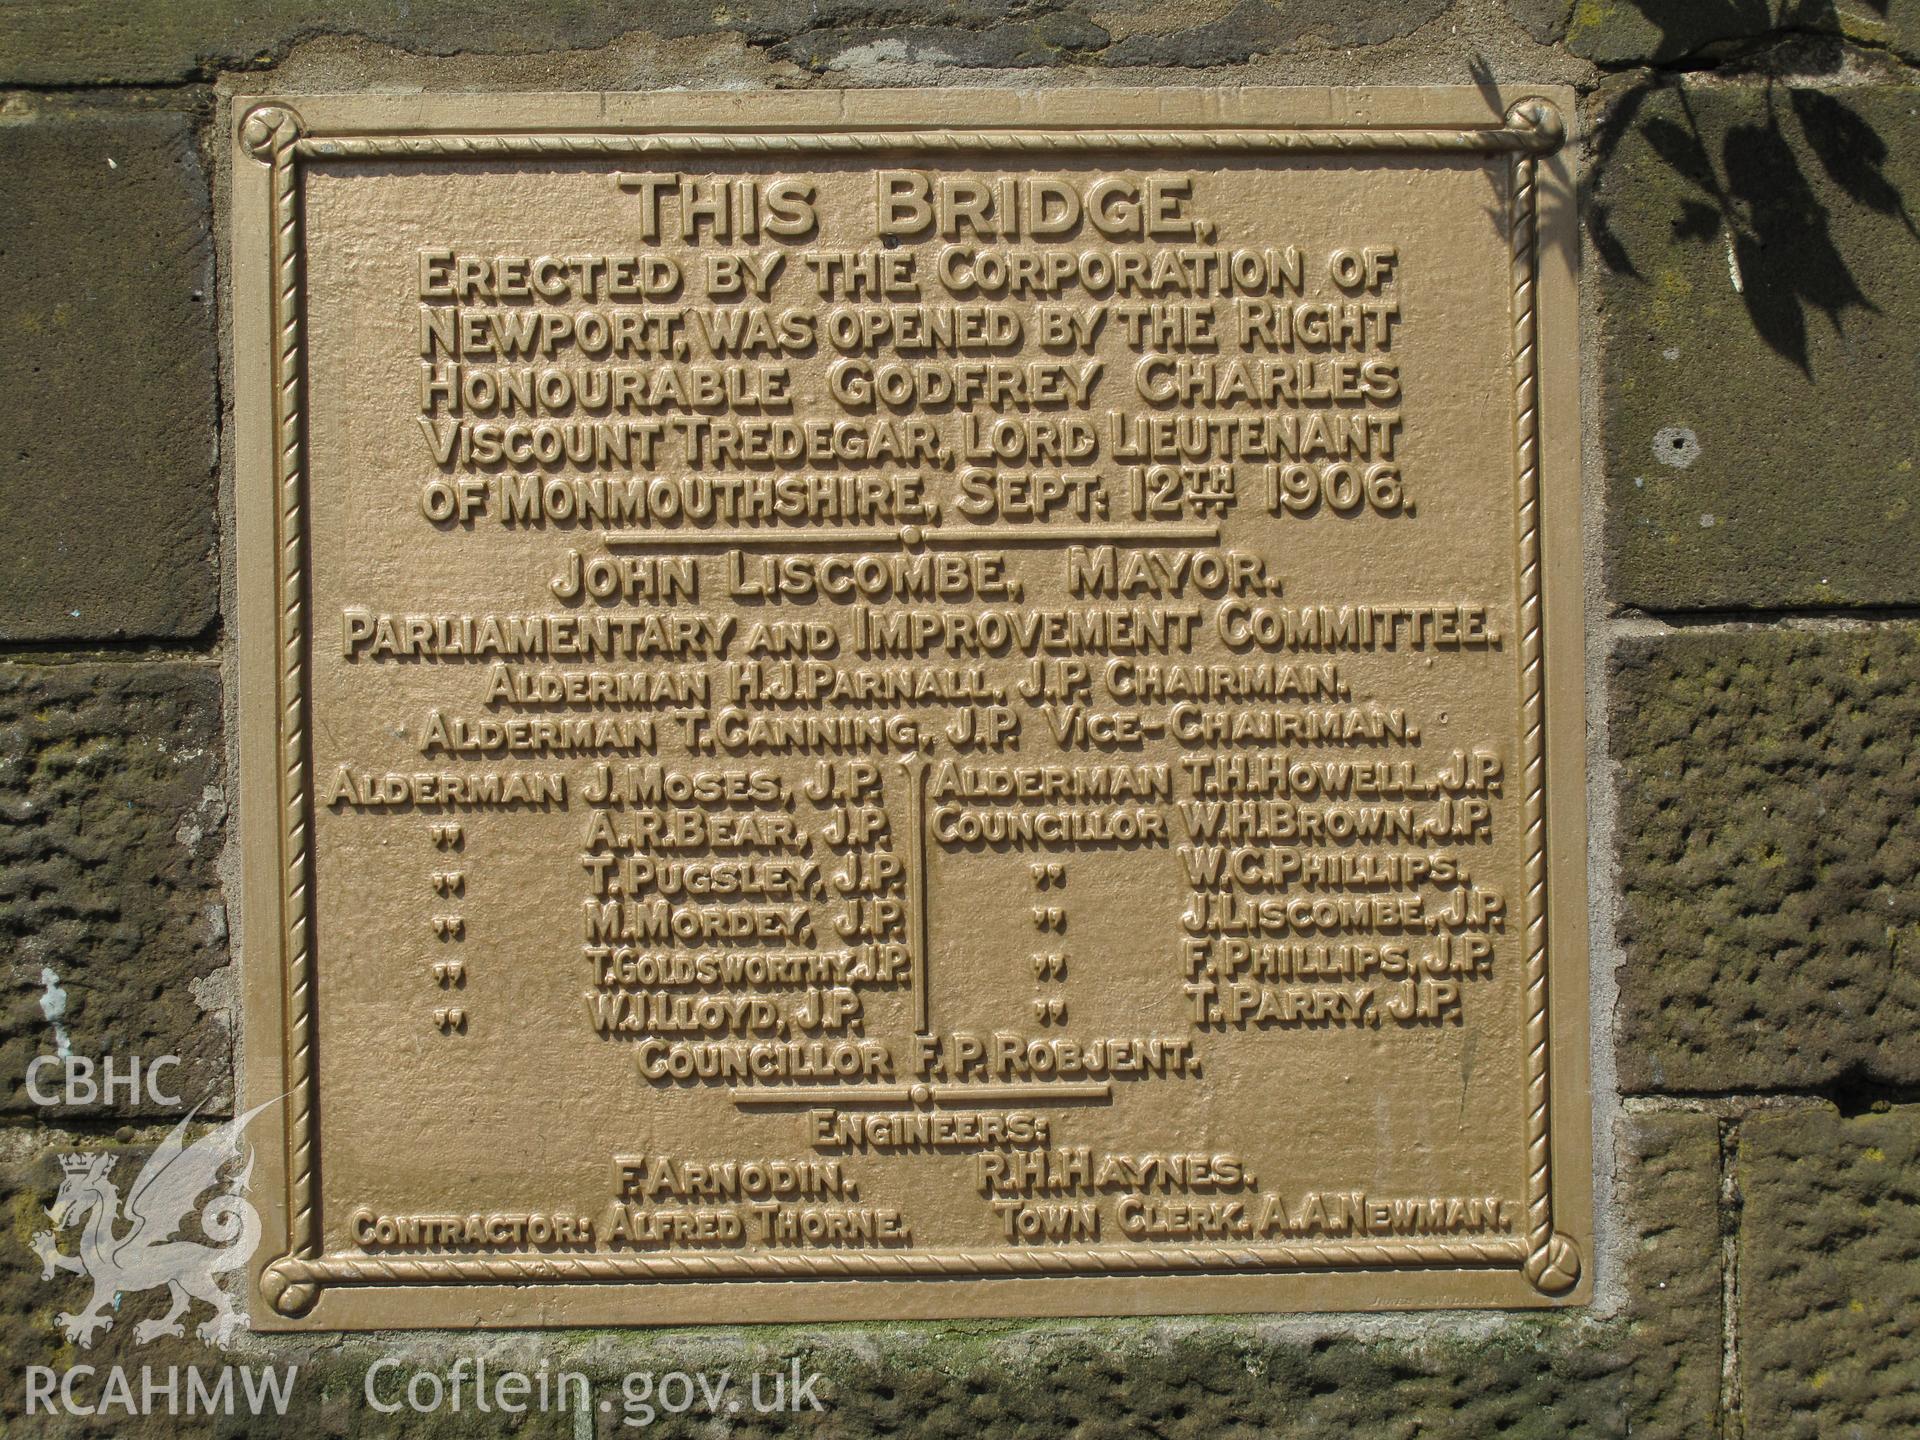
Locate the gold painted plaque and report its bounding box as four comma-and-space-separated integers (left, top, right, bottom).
232, 89, 1590, 1327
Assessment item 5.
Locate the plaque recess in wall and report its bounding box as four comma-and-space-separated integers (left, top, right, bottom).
231, 89, 1590, 1327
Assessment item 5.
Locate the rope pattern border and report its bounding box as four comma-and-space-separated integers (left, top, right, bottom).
291, 120, 1564, 162
242, 99, 1574, 1314
260, 1238, 1526, 1306
242, 103, 323, 1318
1507, 100, 1581, 1298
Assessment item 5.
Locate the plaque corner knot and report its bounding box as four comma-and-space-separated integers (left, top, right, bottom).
1505, 97, 1565, 154
1523, 1232, 1582, 1296
260, 1256, 319, 1316
240, 105, 305, 162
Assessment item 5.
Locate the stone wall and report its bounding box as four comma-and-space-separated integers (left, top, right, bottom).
1, 2, 1915, 1435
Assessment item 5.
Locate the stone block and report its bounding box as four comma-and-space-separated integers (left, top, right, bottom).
1595, 82, 1920, 609
0, 0, 1534, 82
1100, 0, 1448, 67
1, 1122, 325, 1439
0, 0, 812, 85
767, 11, 1109, 71
1611, 627, 1920, 1091
1514, 1, 1920, 64
0, 662, 230, 1118
1739, 1103, 1920, 1437
0, 109, 217, 641
1617, 1110, 1724, 1437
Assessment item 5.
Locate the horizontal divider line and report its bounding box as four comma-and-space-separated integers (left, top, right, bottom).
604, 523, 1220, 548
730, 1081, 1113, 1107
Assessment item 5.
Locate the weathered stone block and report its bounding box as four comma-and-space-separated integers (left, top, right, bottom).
1739, 1104, 1920, 1437
1506, 0, 1576, 43
1513, 0, 1920, 63
0, 662, 229, 1118
1595, 82, 1920, 609
782, 1326, 1617, 1438
1617, 1110, 1723, 1437
0, 109, 217, 641
0, 1123, 306, 1439
768, 10, 1110, 72
0, 0, 1515, 82
1611, 627, 1920, 1091
1100, 0, 1448, 68
0, 0, 815, 85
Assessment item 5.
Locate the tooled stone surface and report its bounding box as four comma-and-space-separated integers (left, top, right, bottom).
0, 662, 230, 1118
0, 108, 217, 641
1611, 627, 1920, 1092
1739, 1104, 1920, 1438
1595, 82, 1920, 609
1616, 1109, 1723, 1438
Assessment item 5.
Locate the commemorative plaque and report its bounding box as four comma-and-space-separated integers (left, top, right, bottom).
232, 89, 1589, 1326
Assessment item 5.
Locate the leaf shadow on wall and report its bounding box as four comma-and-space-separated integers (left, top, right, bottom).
1463, 57, 1582, 293
1585, 1, 1916, 376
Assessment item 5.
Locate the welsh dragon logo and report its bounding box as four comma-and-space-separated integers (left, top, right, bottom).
32, 1103, 272, 1349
